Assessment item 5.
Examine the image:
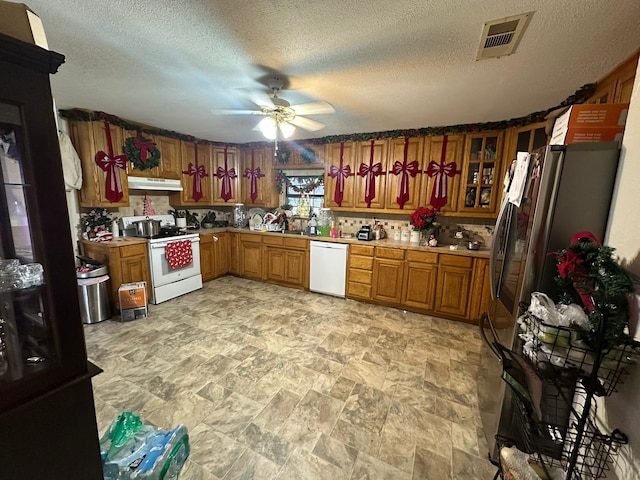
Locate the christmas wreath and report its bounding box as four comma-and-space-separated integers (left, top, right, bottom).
300, 147, 317, 164
275, 170, 324, 194
124, 136, 161, 170
552, 232, 637, 349
275, 147, 291, 165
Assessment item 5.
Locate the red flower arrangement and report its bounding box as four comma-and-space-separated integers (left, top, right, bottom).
409, 206, 438, 231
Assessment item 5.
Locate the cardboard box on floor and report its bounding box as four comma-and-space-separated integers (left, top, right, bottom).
118, 282, 148, 322
0, 1, 49, 48
551, 103, 629, 145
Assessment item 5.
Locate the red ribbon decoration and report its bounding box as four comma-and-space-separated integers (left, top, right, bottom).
390, 137, 421, 209
357, 140, 385, 208
133, 137, 155, 163
243, 149, 265, 203
182, 144, 208, 202
328, 142, 353, 207
425, 135, 460, 209
94, 121, 127, 203
215, 147, 237, 202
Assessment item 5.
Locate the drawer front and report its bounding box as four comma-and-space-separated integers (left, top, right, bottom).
347, 281, 371, 299
349, 255, 373, 270
348, 268, 372, 285
406, 250, 438, 264
262, 235, 284, 246
439, 254, 472, 268
199, 233, 214, 244
119, 243, 147, 258
284, 237, 308, 249
239, 233, 262, 244
375, 247, 405, 260
350, 244, 374, 256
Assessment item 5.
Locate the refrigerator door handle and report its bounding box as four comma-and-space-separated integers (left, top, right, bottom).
489, 198, 511, 300
478, 312, 502, 361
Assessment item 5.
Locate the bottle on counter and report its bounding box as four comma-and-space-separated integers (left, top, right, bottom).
307, 215, 317, 236
330, 222, 336, 238
317, 208, 334, 237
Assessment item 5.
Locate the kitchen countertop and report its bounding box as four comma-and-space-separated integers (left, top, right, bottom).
197, 227, 490, 258
79, 237, 149, 248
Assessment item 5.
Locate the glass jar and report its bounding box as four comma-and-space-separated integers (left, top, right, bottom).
233, 203, 247, 228
317, 208, 334, 237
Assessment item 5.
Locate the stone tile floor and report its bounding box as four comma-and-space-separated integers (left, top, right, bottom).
86, 276, 498, 479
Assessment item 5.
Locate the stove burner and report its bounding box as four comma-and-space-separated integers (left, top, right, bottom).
138, 227, 190, 240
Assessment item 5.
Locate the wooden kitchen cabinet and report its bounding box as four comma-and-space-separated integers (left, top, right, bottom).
434, 254, 473, 318
200, 231, 230, 281
169, 141, 212, 206
385, 136, 425, 211
354, 139, 388, 209
212, 146, 240, 205
239, 233, 263, 280
457, 131, 504, 216
346, 244, 374, 299
421, 134, 464, 213
324, 141, 357, 209
402, 250, 438, 311
240, 146, 277, 207
287, 142, 326, 169
587, 50, 638, 104
371, 247, 405, 304
468, 258, 492, 323
126, 134, 181, 180
263, 236, 308, 289
229, 232, 240, 275
80, 239, 151, 311
68, 120, 129, 207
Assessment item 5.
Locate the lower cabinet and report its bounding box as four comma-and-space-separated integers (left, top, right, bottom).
372, 247, 405, 304
468, 258, 492, 321
239, 233, 263, 280
402, 251, 438, 311
346, 245, 374, 299
434, 254, 473, 318
263, 236, 308, 289
200, 232, 230, 282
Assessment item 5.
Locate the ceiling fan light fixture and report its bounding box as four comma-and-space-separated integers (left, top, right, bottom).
279, 121, 295, 139
258, 117, 278, 139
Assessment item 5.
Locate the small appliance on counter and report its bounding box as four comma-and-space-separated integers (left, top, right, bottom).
357, 225, 374, 241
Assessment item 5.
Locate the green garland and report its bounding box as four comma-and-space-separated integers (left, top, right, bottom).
124, 136, 161, 170
60, 83, 596, 148
301, 147, 318, 164
276, 147, 291, 165
275, 170, 324, 194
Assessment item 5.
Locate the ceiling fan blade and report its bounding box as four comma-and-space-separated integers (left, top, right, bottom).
289, 116, 325, 131
246, 89, 274, 108
290, 101, 335, 116
211, 109, 267, 116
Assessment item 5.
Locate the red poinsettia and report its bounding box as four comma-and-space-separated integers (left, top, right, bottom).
410, 206, 438, 231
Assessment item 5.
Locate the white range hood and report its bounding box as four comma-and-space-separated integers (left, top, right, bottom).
127, 176, 183, 191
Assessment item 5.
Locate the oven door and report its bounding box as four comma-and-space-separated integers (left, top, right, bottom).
148, 236, 201, 288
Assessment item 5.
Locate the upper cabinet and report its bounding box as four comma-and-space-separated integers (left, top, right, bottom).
421, 134, 464, 213
587, 50, 638, 105
69, 120, 129, 207
124, 132, 181, 180
354, 139, 388, 210
385, 137, 425, 211
324, 142, 357, 209
240, 146, 277, 207
276, 142, 326, 169
457, 131, 504, 215
212, 146, 240, 205
169, 141, 212, 206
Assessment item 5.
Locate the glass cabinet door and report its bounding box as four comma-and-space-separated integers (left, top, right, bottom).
460, 132, 503, 213
0, 102, 60, 395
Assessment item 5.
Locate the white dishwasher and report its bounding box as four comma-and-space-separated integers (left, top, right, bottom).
310, 241, 348, 297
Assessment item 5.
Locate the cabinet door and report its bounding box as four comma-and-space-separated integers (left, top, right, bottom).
468, 258, 491, 323
229, 232, 240, 275
71, 120, 129, 207
212, 146, 240, 205
125, 128, 158, 178
372, 258, 404, 304
354, 139, 388, 209
285, 250, 306, 286
155, 135, 181, 180
171, 141, 212, 206
290, 143, 325, 168
458, 131, 504, 215
266, 248, 286, 282
385, 137, 425, 211
421, 135, 464, 213
120, 254, 149, 287
199, 234, 215, 281
324, 142, 356, 209
402, 262, 438, 310
214, 232, 230, 277
240, 147, 276, 207
240, 241, 263, 280
434, 265, 471, 318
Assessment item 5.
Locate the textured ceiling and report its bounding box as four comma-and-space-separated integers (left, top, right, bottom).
13, 0, 640, 143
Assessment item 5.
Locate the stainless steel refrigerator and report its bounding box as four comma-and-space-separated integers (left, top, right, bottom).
477, 141, 621, 462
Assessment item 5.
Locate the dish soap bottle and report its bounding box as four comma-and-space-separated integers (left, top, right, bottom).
330, 222, 336, 238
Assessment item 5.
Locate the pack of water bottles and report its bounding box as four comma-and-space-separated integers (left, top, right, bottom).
100, 412, 190, 480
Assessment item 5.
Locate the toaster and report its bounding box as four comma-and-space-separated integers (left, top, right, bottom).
357, 226, 374, 241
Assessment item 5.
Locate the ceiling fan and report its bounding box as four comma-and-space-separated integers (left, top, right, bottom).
213, 76, 335, 142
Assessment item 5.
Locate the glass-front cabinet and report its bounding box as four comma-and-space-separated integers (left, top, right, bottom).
0, 32, 102, 478
459, 131, 504, 215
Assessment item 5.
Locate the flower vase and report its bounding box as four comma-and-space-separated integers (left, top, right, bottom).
419, 230, 429, 246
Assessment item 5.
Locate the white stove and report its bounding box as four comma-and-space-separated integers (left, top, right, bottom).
121, 215, 202, 304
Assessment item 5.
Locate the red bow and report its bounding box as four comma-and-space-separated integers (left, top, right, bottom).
215, 147, 237, 202
425, 135, 459, 209
328, 143, 353, 207
133, 137, 155, 163
183, 163, 208, 201
94, 122, 126, 202
243, 151, 265, 203
357, 140, 384, 207
388, 138, 421, 209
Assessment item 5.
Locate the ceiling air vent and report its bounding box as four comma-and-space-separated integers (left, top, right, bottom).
476, 12, 533, 60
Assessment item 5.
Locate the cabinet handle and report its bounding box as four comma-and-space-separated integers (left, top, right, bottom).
213, 235, 219, 242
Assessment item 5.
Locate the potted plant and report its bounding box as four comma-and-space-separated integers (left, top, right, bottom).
409, 206, 438, 246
